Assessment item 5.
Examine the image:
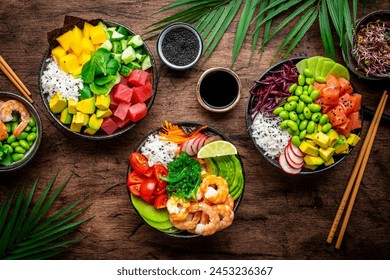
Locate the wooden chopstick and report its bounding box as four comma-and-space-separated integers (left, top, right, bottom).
327, 90, 388, 248
0, 55, 34, 103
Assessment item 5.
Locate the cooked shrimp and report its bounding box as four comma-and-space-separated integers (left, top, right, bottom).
224, 194, 234, 209
212, 204, 234, 231
170, 212, 201, 230
189, 202, 219, 236
0, 120, 7, 141
167, 196, 190, 221
0, 100, 30, 136
199, 175, 229, 204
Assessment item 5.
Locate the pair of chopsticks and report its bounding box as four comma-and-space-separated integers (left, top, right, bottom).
0, 55, 34, 103
327, 90, 388, 249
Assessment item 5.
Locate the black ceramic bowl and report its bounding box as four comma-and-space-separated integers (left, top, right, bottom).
39, 20, 158, 140
0, 92, 42, 173
343, 10, 390, 80
246, 57, 362, 175
127, 122, 245, 238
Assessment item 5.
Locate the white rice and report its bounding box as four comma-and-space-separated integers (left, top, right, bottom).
140, 134, 179, 167
40, 58, 83, 101
251, 111, 290, 159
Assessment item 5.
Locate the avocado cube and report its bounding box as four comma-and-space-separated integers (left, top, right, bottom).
76, 97, 95, 114
88, 114, 103, 130
347, 133, 361, 147
324, 157, 335, 167
304, 133, 315, 140
319, 147, 335, 162
334, 143, 349, 155
96, 108, 112, 119
327, 129, 339, 147
313, 132, 330, 148
337, 135, 347, 144
49, 92, 67, 114
70, 117, 82, 132
95, 94, 110, 110
60, 107, 72, 124
299, 141, 319, 157
73, 112, 89, 126
84, 127, 98, 135
304, 155, 325, 166
303, 163, 319, 170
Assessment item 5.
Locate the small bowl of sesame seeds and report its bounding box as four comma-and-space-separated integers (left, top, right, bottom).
156, 23, 203, 71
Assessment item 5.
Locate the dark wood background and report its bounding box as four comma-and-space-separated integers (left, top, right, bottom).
1, 0, 389, 260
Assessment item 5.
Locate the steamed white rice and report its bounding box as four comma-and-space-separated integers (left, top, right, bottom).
251, 111, 290, 159
140, 134, 179, 167
40, 58, 83, 101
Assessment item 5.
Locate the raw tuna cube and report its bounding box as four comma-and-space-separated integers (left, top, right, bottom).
101, 117, 118, 135
128, 69, 150, 86
112, 115, 132, 129
128, 103, 147, 122
113, 84, 133, 103
114, 102, 131, 121
132, 85, 152, 103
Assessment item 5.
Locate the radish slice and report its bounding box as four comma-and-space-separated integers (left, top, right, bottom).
287, 143, 304, 165
284, 146, 304, 169
289, 141, 305, 158
191, 136, 202, 155
279, 153, 301, 174
204, 135, 222, 145
186, 138, 196, 156
197, 135, 207, 152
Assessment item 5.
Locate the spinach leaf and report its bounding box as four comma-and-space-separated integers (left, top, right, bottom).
90, 82, 110, 95
106, 59, 120, 75
79, 86, 93, 100
81, 58, 95, 84
94, 75, 115, 85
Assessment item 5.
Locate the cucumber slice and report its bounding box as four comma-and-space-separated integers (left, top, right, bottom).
116, 26, 128, 37
121, 46, 136, 64
142, 55, 152, 70
128, 35, 143, 48
99, 39, 112, 51
111, 30, 125, 41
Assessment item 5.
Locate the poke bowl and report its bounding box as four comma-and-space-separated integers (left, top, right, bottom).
246, 56, 363, 175
0, 91, 42, 173
39, 16, 158, 140
126, 121, 245, 238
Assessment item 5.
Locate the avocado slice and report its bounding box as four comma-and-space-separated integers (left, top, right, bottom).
320, 61, 336, 77
131, 194, 169, 222
205, 158, 218, 175
229, 155, 244, 198
213, 156, 235, 188
142, 216, 173, 230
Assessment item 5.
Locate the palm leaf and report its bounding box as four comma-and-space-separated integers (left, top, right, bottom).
343, 0, 353, 45
326, 0, 342, 37
319, 0, 336, 59
200, 6, 226, 41
0, 176, 92, 260
250, 0, 268, 60
159, 0, 223, 12
353, 0, 357, 26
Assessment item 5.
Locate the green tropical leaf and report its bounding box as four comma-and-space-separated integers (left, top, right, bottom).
353, 0, 357, 25
0, 176, 92, 260
343, 0, 353, 45
200, 5, 226, 41
320, 0, 336, 59
250, 0, 268, 60
326, 0, 342, 37
159, 0, 223, 12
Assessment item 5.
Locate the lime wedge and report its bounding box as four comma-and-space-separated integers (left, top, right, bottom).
197, 140, 237, 158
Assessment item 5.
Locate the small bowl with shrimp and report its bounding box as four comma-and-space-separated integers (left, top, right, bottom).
126, 121, 245, 238
0, 92, 42, 173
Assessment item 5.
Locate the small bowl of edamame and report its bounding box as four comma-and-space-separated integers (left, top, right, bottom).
0, 91, 42, 173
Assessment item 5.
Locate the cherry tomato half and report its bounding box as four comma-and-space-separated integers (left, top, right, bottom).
154, 194, 168, 209
153, 164, 168, 189
128, 183, 141, 196
140, 178, 157, 202
129, 152, 150, 175
127, 172, 147, 187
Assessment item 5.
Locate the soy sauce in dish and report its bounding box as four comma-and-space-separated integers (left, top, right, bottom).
199, 71, 239, 109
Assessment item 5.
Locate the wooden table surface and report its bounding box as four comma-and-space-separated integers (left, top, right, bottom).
1, 0, 389, 260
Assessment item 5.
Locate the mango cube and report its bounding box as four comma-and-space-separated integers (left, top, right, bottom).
72, 26, 83, 41
76, 97, 95, 114
96, 108, 112, 119
83, 22, 94, 39
60, 107, 72, 124
90, 25, 107, 44
51, 46, 66, 64
71, 65, 83, 77
95, 94, 110, 110
81, 38, 94, 54
56, 30, 74, 51
68, 99, 78, 114
70, 40, 83, 56
49, 92, 67, 114
60, 53, 79, 73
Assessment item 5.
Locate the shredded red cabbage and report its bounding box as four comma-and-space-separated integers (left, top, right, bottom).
250, 60, 298, 115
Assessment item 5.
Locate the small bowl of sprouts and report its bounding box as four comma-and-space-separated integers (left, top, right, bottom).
344, 10, 390, 80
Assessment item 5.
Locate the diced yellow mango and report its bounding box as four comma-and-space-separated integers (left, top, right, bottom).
90, 25, 107, 44
78, 53, 91, 65
83, 22, 94, 39
96, 108, 112, 119
59, 53, 79, 73
71, 65, 83, 77
95, 94, 110, 110
76, 97, 95, 114
304, 155, 324, 166
49, 92, 67, 114
313, 132, 330, 149
60, 107, 72, 124
56, 30, 74, 51
70, 40, 83, 56
68, 99, 78, 114
299, 141, 319, 157
319, 147, 335, 162
84, 127, 98, 135
51, 46, 66, 64
81, 38, 94, 54
74, 112, 89, 126
88, 114, 103, 130
72, 26, 83, 42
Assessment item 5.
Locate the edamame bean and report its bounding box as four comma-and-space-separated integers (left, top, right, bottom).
15, 146, 26, 154
300, 95, 313, 104
319, 114, 329, 125
295, 86, 303, 96
315, 76, 326, 83
31, 127, 37, 132
307, 103, 321, 112
299, 120, 308, 130
303, 68, 314, 78
298, 74, 305, 86
298, 113, 305, 120
291, 135, 301, 146
308, 85, 314, 93
302, 90, 308, 96
25, 126, 31, 132
306, 121, 316, 134
287, 96, 299, 102
287, 128, 299, 136
309, 89, 320, 101
28, 117, 36, 127
16, 132, 28, 140
285, 101, 297, 111
280, 120, 289, 129
5, 123, 11, 133
299, 130, 307, 140
2, 144, 13, 154
311, 112, 322, 122
289, 111, 298, 121
287, 120, 298, 131
303, 85, 308, 92
303, 107, 312, 119
273, 107, 284, 115
305, 77, 314, 85
289, 83, 297, 93
11, 153, 24, 162
296, 101, 305, 113
11, 142, 20, 148
279, 110, 289, 120
7, 135, 16, 144
11, 122, 18, 133
322, 123, 332, 133
19, 139, 30, 150
27, 133, 37, 142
